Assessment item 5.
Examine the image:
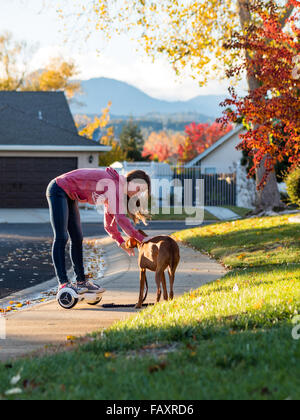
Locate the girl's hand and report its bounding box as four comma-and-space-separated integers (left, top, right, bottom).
120, 242, 135, 257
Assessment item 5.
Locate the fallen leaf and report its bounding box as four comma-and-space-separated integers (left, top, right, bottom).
148, 361, 167, 373
5, 387, 23, 396
10, 368, 23, 385
261, 387, 271, 396
66, 335, 77, 342
104, 352, 116, 359
253, 299, 265, 310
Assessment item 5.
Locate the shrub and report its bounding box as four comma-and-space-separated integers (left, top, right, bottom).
285, 167, 300, 207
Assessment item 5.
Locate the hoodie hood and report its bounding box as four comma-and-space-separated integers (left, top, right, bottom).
106, 167, 126, 185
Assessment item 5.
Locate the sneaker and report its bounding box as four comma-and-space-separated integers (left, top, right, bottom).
77, 280, 106, 294
58, 282, 88, 295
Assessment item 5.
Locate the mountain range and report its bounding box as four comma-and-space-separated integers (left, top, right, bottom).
70, 77, 228, 119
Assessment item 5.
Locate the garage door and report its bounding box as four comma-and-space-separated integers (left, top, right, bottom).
0, 157, 78, 208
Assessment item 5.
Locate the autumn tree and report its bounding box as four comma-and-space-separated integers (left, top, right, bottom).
0, 32, 80, 100
59, 0, 297, 211
77, 101, 114, 144
0, 32, 29, 90
24, 58, 81, 100
220, 0, 300, 209
143, 131, 186, 163
178, 122, 233, 164
76, 102, 126, 166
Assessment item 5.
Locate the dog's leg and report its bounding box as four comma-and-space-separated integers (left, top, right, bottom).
161, 271, 168, 301
136, 269, 146, 309
168, 268, 175, 300
155, 271, 162, 303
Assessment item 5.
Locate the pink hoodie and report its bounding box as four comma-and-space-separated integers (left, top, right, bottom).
56, 168, 145, 246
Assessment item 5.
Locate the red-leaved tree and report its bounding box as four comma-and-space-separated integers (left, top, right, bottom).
220, 0, 300, 210
178, 122, 233, 164
142, 131, 186, 163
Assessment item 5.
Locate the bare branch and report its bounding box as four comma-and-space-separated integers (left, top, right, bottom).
238, 0, 252, 29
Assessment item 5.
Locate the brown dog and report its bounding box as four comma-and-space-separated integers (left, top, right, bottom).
126, 231, 180, 308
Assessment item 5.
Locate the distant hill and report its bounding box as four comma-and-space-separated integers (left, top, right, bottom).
70, 77, 227, 119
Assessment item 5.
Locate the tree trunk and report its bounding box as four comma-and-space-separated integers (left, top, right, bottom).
247, 69, 283, 211
237, 0, 283, 212
255, 159, 283, 212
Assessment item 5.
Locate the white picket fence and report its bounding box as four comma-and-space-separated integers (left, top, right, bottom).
85, 161, 256, 210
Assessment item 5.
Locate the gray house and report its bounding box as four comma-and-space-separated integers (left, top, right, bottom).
0, 92, 111, 208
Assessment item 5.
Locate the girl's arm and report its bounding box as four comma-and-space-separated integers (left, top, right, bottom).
104, 211, 125, 246
114, 214, 146, 243
104, 210, 145, 246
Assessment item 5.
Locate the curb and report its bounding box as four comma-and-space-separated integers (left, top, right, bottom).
0, 277, 57, 310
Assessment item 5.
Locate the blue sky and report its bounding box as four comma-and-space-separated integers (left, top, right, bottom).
0, 0, 237, 101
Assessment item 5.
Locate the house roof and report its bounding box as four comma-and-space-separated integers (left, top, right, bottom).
0, 91, 77, 133
185, 125, 244, 168
0, 104, 110, 151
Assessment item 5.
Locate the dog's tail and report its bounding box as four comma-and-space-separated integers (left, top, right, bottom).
169, 240, 180, 273
142, 277, 149, 303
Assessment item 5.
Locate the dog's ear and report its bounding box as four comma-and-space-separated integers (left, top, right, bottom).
126, 238, 138, 249
138, 229, 148, 238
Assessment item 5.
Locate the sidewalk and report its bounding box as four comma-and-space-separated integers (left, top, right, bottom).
0, 234, 226, 362
206, 206, 240, 221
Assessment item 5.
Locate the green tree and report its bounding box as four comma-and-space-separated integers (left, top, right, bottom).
99, 143, 127, 167
120, 120, 147, 162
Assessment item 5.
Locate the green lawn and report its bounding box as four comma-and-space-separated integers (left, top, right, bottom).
151, 207, 219, 221
1, 214, 299, 400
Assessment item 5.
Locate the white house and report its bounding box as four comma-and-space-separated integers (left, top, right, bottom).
185, 125, 245, 173
185, 125, 256, 209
